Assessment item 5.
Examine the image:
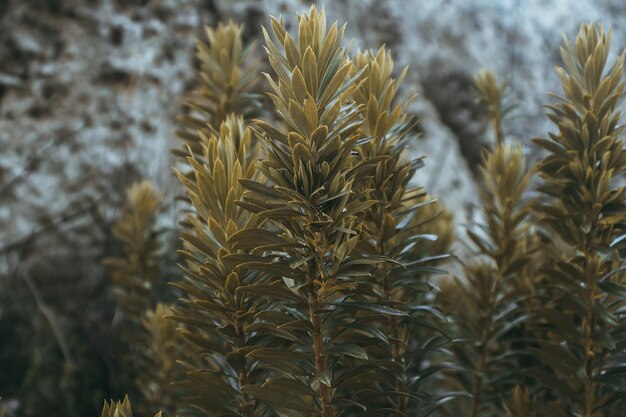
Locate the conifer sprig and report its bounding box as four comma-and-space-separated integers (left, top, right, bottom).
101, 396, 162, 417
104, 181, 164, 325
348, 47, 453, 415
103, 181, 185, 413
474, 70, 511, 145
174, 116, 268, 417
228, 7, 404, 416
532, 24, 626, 416
136, 303, 185, 417
440, 72, 537, 417
176, 22, 260, 157
91, 11, 626, 417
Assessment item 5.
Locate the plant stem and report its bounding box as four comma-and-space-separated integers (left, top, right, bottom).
235, 320, 256, 417
469, 332, 487, 417
380, 251, 408, 413
469, 270, 501, 417
239, 370, 255, 417
581, 236, 596, 417
493, 109, 503, 147
238, 371, 255, 417
307, 266, 333, 417
390, 315, 407, 413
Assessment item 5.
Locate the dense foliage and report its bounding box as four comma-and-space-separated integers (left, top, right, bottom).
1, 7, 626, 417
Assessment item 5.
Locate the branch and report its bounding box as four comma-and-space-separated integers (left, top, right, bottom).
21, 271, 74, 364
0, 195, 104, 256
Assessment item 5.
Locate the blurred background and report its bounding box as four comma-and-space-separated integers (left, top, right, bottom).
0, 0, 624, 415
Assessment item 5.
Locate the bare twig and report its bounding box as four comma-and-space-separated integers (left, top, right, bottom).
21, 270, 74, 364
0, 195, 104, 256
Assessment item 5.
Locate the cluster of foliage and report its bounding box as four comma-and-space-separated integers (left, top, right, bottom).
105, 7, 454, 417
3, 6, 625, 417
101, 396, 161, 417
99, 11, 626, 417
438, 24, 626, 417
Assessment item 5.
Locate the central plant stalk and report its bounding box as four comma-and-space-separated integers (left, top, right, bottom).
234, 322, 255, 417
390, 315, 407, 412
581, 239, 597, 417
308, 278, 333, 417
381, 256, 408, 413
469, 276, 498, 417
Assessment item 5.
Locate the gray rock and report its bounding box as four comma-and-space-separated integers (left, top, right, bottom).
0, 0, 211, 273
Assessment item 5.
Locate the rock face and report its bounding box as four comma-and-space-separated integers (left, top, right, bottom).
0, 0, 209, 274
1, 0, 625, 268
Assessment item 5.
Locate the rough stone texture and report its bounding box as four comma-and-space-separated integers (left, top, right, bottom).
1, 0, 626, 273
0, 0, 212, 275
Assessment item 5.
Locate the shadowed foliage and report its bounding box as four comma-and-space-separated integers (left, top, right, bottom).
173, 116, 271, 416
5, 8, 626, 417
103, 181, 164, 327
436, 70, 543, 417
95, 16, 626, 417
136, 303, 186, 417
529, 24, 626, 417
175, 21, 261, 158
346, 46, 453, 416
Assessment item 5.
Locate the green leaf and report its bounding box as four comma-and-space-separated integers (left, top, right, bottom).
330, 343, 368, 360
241, 385, 315, 412
333, 301, 408, 316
